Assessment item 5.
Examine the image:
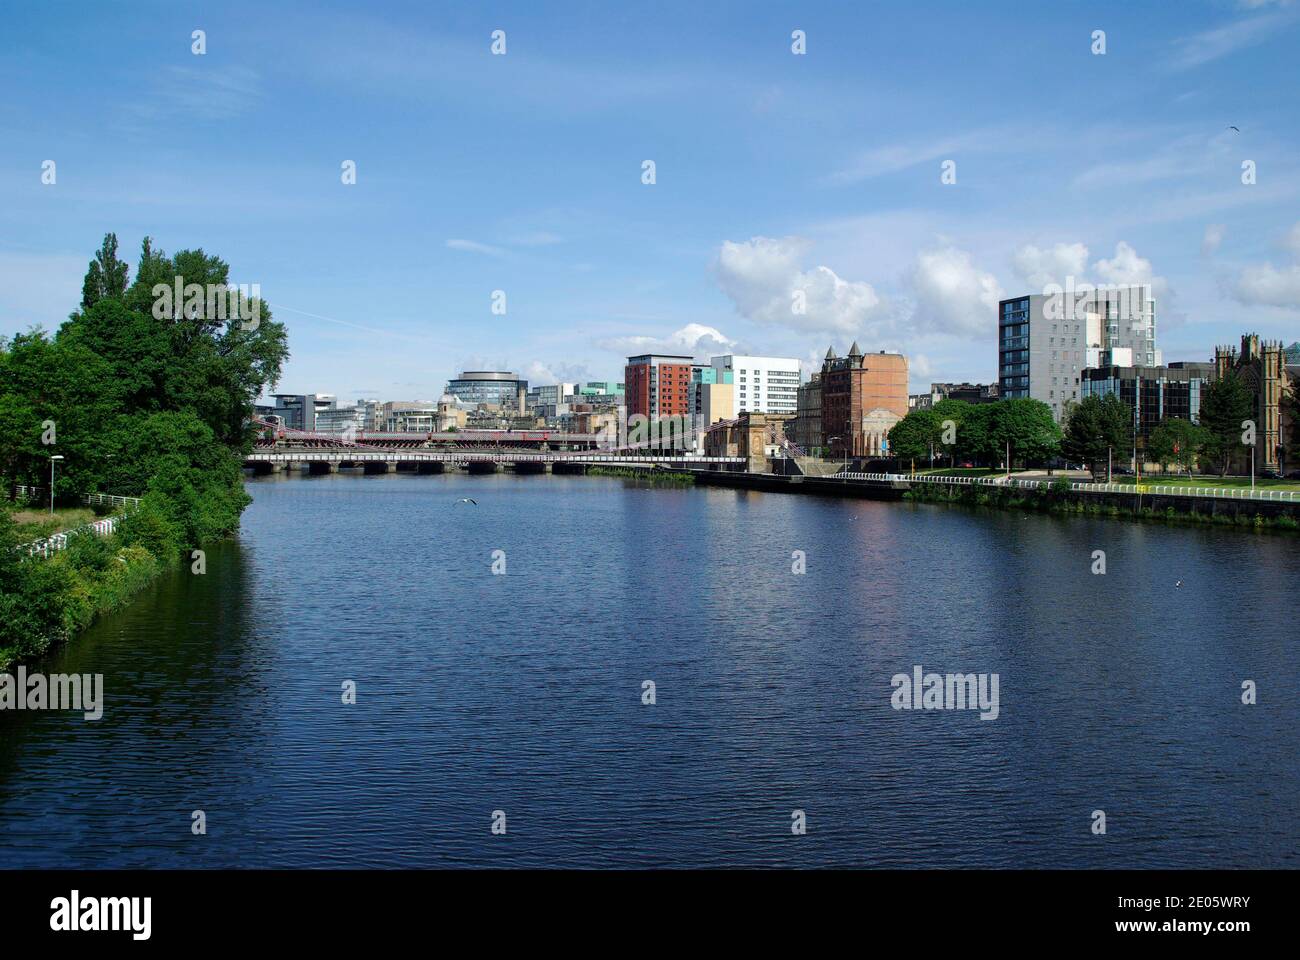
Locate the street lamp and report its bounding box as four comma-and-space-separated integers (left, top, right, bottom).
49, 454, 64, 514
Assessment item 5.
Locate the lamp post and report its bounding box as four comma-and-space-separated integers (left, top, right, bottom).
49, 454, 64, 514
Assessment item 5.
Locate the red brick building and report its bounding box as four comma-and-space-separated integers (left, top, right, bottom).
820, 342, 909, 458
624, 354, 694, 419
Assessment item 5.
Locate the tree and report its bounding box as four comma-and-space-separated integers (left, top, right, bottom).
886, 408, 942, 462
1062, 394, 1132, 478
931, 398, 989, 465
79, 233, 129, 311
1148, 418, 1208, 476
1198, 373, 1252, 476
987, 398, 1061, 469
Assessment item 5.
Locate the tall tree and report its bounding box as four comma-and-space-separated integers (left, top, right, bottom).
987, 398, 1062, 469
79, 233, 130, 311
1062, 394, 1132, 478
886, 408, 943, 462
1198, 373, 1252, 476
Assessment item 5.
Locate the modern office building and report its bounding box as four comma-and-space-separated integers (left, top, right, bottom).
526, 383, 577, 412
709, 355, 801, 415
1081, 360, 1215, 443
625, 354, 694, 420
999, 284, 1159, 422
819, 343, 908, 459
446, 371, 527, 413
315, 405, 368, 436
271, 393, 337, 432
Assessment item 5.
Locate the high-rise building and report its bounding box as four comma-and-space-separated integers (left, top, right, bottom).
625, 354, 694, 419
818, 343, 908, 459
709, 355, 800, 415
271, 393, 336, 432
999, 284, 1159, 422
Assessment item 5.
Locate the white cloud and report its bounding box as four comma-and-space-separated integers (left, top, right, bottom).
446, 238, 505, 256
905, 246, 1003, 338
1233, 263, 1300, 307
826, 129, 1003, 185
1201, 224, 1226, 256
598, 323, 737, 361
523, 359, 591, 385
1012, 242, 1090, 290
1232, 226, 1300, 307
715, 236, 884, 335
1094, 241, 1156, 286
1166, 13, 1291, 71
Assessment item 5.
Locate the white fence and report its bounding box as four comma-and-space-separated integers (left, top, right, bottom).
12, 490, 143, 559
833, 472, 1300, 504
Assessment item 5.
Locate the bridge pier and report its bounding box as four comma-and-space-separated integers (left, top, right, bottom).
512, 462, 549, 475
307, 461, 336, 475
363, 462, 394, 474
466, 461, 500, 474
416, 462, 445, 474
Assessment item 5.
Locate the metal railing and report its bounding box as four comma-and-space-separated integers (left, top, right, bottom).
830, 472, 1300, 503
12, 491, 142, 559
22, 515, 124, 559
246, 451, 745, 464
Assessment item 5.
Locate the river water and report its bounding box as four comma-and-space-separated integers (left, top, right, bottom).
1, 472, 1296, 867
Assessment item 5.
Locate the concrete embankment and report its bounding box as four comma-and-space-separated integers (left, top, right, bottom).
689, 470, 1300, 528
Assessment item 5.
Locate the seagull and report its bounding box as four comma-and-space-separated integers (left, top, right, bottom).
1227, 125, 1240, 133
1175, 580, 1183, 588
455, 498, 477, 505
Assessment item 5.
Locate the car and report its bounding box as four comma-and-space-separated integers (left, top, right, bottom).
1113, 466, 1135, 476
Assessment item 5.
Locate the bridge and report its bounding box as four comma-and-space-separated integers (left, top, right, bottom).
244, 448, 746, 475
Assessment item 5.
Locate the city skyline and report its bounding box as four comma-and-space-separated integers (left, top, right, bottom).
4, 2, 1300, 401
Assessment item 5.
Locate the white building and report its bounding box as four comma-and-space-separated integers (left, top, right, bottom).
999, 284, 1160, 423
709, 355, 801, 415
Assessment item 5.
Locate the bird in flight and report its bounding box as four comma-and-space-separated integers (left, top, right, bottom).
455, 498, 477, 505
1227, 125, 1240, 133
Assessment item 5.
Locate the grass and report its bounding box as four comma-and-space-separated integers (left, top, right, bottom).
1108, 475, 1300, 493
916, 467, 1003, 477
586, 466, 694, 484
12, 506, 101, 539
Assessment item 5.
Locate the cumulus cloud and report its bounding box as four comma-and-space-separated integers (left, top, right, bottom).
715, 236, 885, 336
598, 323, 737, 361
523, 360, 592, 386
1012, 242, 1090, 290
1202, 224, 1226, 256
905, 246, 1003, 338
1094, 241, 1156, 286
1232, 224, 1300, 307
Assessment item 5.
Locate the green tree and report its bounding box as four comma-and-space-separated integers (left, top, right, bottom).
931, 398, 989, 465
1148, 417, 1208, 476
886, 408, 943, 462
1198, 373, 1252, 475
1062, 394, 1132, 478
79, 233, 130, 311
987, 398, 1061, 469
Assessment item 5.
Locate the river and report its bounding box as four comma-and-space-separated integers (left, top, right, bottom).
1, 471, 1296, 867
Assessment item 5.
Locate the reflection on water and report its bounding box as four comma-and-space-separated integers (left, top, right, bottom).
1, 472, 1296, 867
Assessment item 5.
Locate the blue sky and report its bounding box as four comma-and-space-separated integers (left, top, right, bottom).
3, 0, 1299, 402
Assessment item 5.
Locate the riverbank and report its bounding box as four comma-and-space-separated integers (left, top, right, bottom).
584, 466, 694, 484
689, 470, 1300, 531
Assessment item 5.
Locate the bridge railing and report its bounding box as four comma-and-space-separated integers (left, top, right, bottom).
831, 472, 1300, 503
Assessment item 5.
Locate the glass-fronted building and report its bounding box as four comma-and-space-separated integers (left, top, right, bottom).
446, 371, 527, 412
1080, 361, 1214, 440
